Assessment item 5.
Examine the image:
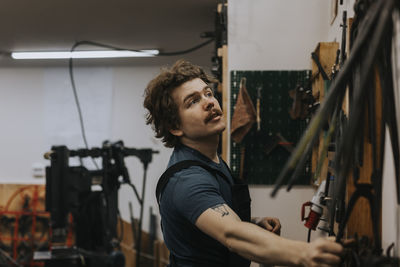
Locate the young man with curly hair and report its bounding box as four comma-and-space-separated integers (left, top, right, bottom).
144, 60, 343, 267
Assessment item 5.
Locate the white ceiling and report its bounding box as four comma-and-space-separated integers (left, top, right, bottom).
0, 0, 217, 66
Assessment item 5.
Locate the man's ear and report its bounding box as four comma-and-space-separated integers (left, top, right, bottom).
170, 128, 183, 137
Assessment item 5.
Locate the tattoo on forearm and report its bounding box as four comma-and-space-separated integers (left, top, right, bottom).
211, 204, 229, 217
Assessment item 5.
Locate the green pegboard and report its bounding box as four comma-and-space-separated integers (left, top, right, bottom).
230, 70, 311, 185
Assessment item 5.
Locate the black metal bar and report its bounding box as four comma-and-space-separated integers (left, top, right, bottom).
340, 11, 347, 67
135, 166, 148, 267
311, 52, 330, 80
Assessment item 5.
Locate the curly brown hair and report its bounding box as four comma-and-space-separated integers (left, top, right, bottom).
143, 60, 217, 148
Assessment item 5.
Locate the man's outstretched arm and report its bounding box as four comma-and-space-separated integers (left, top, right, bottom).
196, 203, 342, 267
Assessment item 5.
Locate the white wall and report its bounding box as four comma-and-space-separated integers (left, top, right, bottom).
0, 68, 45, 182
382, 129, 399, 255
229, 0, 331, 71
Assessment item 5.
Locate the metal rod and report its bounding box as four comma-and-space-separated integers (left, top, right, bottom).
135, 166, 148, 267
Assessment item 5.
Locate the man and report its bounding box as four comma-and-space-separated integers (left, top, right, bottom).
144, 60, 343, 267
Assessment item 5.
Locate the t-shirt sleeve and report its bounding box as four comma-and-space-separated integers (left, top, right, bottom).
172, 166, 226, 224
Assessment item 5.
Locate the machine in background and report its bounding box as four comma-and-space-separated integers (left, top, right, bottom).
37, 141, 158, 267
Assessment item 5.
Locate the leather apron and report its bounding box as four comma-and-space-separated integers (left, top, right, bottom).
156, 160, 251, 267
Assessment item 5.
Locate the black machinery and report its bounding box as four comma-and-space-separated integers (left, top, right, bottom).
40, 141, 158, 267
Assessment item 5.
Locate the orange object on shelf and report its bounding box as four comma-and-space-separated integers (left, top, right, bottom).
0, 185, 52, 267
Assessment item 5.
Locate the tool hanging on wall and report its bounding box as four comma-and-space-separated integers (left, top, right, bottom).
340, 11, 347, 67
311, 52, 330, 81
231, 77, 257, 143
256, 85, 262, 131
231, 77, 257, 179
264, 133, 294, 156
288, 84, 318, 120
230, 70, 311, 185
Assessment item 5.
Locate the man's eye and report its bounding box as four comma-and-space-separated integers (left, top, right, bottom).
206, 90, 214, 97
188, 98, 199, 106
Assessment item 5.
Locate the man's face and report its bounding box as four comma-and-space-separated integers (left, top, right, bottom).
170, 78, 226, 142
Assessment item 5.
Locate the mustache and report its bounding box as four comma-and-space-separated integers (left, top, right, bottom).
205, 109, 223, 123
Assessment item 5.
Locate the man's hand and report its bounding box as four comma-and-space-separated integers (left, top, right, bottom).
252, 217, 281, 235
301, 237, 343, 267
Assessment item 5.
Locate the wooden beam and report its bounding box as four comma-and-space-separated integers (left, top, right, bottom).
220, 45, 229, 162
311, 42, 339, 185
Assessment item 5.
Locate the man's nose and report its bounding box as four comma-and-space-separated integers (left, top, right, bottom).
204, 97, 214, 111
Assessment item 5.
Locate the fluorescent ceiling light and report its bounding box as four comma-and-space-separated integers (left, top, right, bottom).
11, 50, 159, 59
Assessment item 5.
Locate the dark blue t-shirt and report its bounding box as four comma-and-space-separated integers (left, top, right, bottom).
159, 144, 234, 267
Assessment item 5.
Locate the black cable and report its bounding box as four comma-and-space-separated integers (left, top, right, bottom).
68, 38, 214, 170
126, 182, 142, 205
0, 247, 23, 267
70, 38, 215, 57
68, 54, 100, 169
158, 38, 215, 56
70, 40, 141, 52
307, 229, 312, 243
117, 209, 124, 245
76, 248, 108, 258
135, 166, 149, 267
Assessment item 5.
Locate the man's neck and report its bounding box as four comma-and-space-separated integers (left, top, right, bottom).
180, 136, 220, 163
